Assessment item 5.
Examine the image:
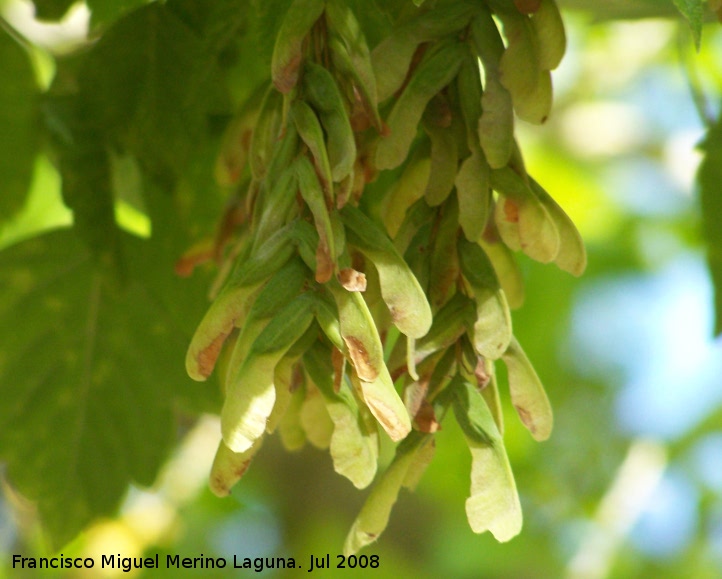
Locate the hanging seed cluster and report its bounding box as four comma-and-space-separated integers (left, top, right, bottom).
185, 0, 584, 554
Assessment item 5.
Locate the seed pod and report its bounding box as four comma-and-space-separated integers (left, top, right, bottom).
392, 196, 435, 254
214, 84, 266, 186
327, 35, 382, 131
456, 52, 483, 149
403, 220, 433, 296
454, 54, 496, 241
304, 342, 378, 489
359, 361, 412, 443
300, 379, 335, 449
476, 356, 504, 434
381, 153, 431, 237
252, 161, 298, 251
455, 146, 492, 243
249, 86, 283, 180
469, 4, 515, 167
271, 0, 326, 93
480, 233, 525, 309
341, 204, 433, 339
278, 385, 307, 451
221, 294, 316, 453
289, 217, 321, 273
423, 120, 459, 206
470, 4, 505, 76
221, 352, 282, 454
532, 0, 566, 71
185, 224, 296, 381
490, 167, 560, 263
528, 175, 587, 276
295, 155, 336, 283
291, 99, 333, 199
501, 336, 553, 441
458, 238, 512, 360
402, 437, 436, 490
494, 193, 521, 252
336, 170, 354, 209
343, 432, 433, 555
325, 0, 381, 128
263, 120, 301, 192
327, 280, 384, 383
311, 289, 345, 351
415, 292, 476, 364
214, 328, 239, 398
451, 374, 493, 446
328, 280, 412, 441
209, 438, 263, 498
375, 40, 467, 171
428, 196, 460, 309
266, 355, 300, 434
370, 29, 420, 104
302, 62, 356, 182
514, 68, 553, 125
224, 257, 310, 382
372, 0, 481, 102
496, 10, 542, 113
449, 375, 523, 542
479, 78, 515, 167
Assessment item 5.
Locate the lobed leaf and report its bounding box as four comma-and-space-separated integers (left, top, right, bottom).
0, 230, 210, 547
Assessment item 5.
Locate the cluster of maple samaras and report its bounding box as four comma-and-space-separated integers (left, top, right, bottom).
183, 0, 584, 555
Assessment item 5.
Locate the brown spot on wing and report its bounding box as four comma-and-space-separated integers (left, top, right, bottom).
365, 397, 407, 441
332, 348, 345, 393
274, 53, 303, 94
504, 199, 520, 223
343, 336, 378, 381
514, 405, 535, 434
474, 358, 491, 389
197, 331, 230, 379
315, 240, 334, 283
414, 399, 440, 433
338, 268, 367, 292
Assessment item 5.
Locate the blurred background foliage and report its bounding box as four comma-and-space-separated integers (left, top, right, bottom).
1, 0, 722, 577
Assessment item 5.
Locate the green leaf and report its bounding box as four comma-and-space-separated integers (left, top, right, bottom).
0, 26, 39, 223
673, 0, 704, 49
74, 3, 229, 180
698, 110, 722, 336
0, 229, 211, 547
167, 0, 252, 56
